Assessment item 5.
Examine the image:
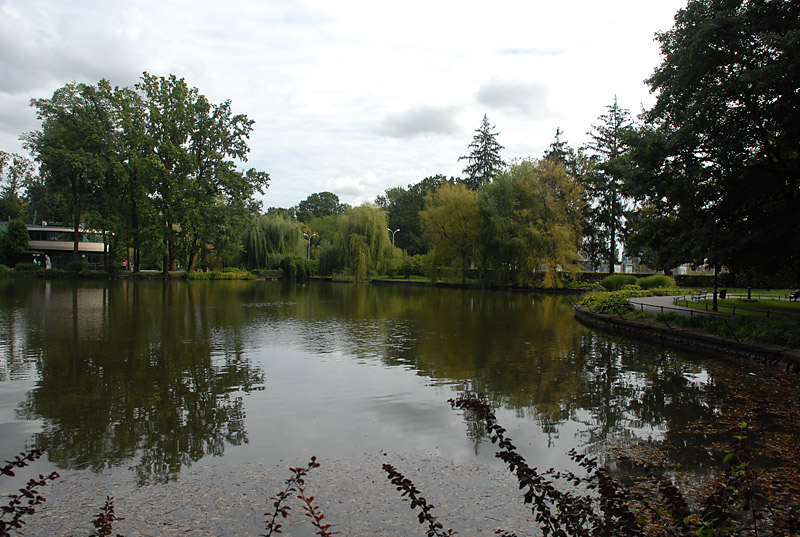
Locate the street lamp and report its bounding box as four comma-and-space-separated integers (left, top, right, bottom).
388, 228, 399, 246
303, 233, 318, 260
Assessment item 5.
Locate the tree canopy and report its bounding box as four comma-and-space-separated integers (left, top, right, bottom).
458, 115, 506, 190
421, 183, 482, 283
583, 97, 633, 274
376, 174, 453, 256
295, 191, 346, 223
23, 74, 269, 271
0, 151, 36, 220
626, 0, 800, 277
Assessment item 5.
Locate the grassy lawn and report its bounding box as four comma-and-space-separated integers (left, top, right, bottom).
688, 287, 797, 299
673, 296, 800, 318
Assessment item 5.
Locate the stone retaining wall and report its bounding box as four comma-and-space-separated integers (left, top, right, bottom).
574, 306, 800, 372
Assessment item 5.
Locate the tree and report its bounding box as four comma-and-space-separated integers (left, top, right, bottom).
543, 130, 604, 272
627, 0, 800, 281
0, 151, 36, 220
583, 97, 633, 274
0, 219, 29, 266
376, 175, 453, 255
458, 115, 506, 190
25, 81, 117, 262
295, 192, 346, 223
320, 205, 395, 279
136, 73, 268, 273
420, 183, 482, 283
480, 159, 584, 287
243, 213, 305, 269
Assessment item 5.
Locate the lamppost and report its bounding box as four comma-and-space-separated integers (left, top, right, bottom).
388, 228, 399, 246
303, 233, 318, 260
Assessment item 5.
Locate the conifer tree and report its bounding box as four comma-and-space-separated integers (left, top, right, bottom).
458, 115, 506, 190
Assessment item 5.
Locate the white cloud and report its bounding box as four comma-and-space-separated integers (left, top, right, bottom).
476, 79, 549, 117
374, 105, 461, 139
0, 0, 688, 207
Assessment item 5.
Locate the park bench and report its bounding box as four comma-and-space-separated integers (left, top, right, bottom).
691, 291, 708, 301
787, 289, 800, 301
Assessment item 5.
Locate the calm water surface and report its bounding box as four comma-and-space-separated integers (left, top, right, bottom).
0, 279, 782, 489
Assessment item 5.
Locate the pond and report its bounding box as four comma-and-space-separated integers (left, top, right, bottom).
0, 279, 789, 535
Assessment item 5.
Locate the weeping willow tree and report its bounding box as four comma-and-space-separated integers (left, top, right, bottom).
320, 205, 395, 280
243, 214, 305, 269
480, 159, 584, 287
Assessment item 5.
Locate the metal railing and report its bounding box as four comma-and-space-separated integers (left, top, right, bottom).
631, 301, 741, 341
673, 296, 799, 320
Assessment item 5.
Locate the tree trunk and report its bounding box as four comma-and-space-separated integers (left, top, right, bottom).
71, 173, 80, 262
712, 264, 719, 312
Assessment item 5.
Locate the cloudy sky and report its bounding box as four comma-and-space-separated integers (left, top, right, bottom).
0, 0, 686, 209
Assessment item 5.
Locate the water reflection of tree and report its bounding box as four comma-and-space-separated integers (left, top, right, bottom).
14, 281, 263, 485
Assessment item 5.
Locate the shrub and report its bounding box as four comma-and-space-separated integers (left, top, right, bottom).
601, 274, 638, 291
0, 264, 10, 276
66, 261, 88, 273
564, 281, 605, 291
280, 257, 315, 281
579, 289, 653, 315
14, 262, 41, 272
637, 274, 676, 289
186, 268, 256, 280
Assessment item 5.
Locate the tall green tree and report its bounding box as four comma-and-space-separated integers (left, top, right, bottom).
295, 191, 346, 223
137, 73, 268, 273
583, 97, 633, 274
25, 81, 118, 261
627, 0, 800, 283
243, 213, 304, 268
0, 219, 29, 266
320, 205, 395, 279
0, 151, 36, 220
110, 83, 154, 272
421, 183, 482, 283
480, 159, 583, 287
376, 174, 453, 255
458, 115, 506, 190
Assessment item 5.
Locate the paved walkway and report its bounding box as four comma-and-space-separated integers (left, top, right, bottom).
628, 295, 730, 317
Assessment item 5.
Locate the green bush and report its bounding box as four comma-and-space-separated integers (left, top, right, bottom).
186, 268, 256, 280
579, 289, 654, 314
0, 264, 10, 276
563, 281, 605, 291
14, 262, 41, 272
66, 261, 88, 273
601, 274, 638, 291
637, 274, 676, 289
280, 257, 316, 281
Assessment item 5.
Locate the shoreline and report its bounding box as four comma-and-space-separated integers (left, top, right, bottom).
573, 305, 800, 372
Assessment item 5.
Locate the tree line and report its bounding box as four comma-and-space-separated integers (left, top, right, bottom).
2, 74, 268, 273
2, 0, 797, 284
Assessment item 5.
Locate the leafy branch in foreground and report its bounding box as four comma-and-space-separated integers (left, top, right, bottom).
0, 449, 60, 537
382, 463, 457, 537
89, 496, 123, 537
263, 456, 335, 537
448, 396, 799, 537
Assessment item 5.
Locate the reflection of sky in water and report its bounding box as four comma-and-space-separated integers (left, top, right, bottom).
0, 279, 786, 485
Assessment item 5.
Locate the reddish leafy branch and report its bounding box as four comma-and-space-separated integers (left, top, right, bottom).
381, 463, 456, 537
0, 449, 60, 537
263, 456, 330, 536
89, 496, 123, 537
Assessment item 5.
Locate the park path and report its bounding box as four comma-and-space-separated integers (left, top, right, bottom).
628, 295, 730, 317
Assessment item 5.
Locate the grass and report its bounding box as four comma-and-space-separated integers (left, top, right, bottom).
689, 288, 797, 299
673, 297, 800, 319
